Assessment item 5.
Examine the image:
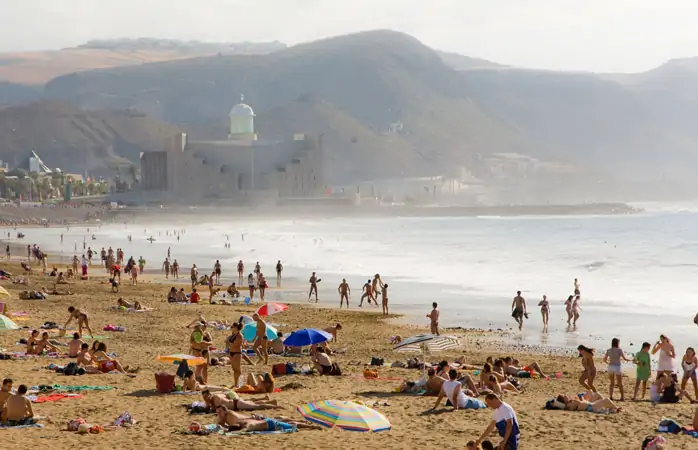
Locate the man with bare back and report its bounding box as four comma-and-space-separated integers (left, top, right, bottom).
338, 278, 350, 309
371, 274, 384, 303
512, 291, 527, 330
359, 279, 373, 307
308, 272, 320, 303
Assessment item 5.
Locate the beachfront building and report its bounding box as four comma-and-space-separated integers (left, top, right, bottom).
140, 96, 324, 203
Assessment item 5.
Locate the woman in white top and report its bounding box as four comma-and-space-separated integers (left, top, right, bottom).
652, 335, 676, 378
681, 347, 698, 399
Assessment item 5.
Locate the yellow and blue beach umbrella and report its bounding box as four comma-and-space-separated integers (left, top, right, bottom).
296, 400, 391, 432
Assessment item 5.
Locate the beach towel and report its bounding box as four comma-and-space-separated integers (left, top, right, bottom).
30, 393, 84, 403
0, 423, 44, 429
49, 384, 115, 392
234, 386, 282, 394
177, 423, 297, 436
111, 306, 154, 313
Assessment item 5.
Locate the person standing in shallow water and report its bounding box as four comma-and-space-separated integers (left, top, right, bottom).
308, 272, 320, 303
338, 278, 350, 309
511, 291, 527, 331
538, 295, 550, 331
275, 260, 283, 287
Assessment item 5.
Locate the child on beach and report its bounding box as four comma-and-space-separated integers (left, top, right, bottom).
681, 347, 698, 399
578, 345, 597, 392
602, 337, 632, 401
633, 342, 652, 400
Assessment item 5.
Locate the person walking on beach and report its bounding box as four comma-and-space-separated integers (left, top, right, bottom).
578, 345, 598, 392
308, 272, 320, 303
172, 259, 179, 279
603, 337, 633, 401
381, 283, 390, 316
237, 260, 244, 284
252, 313, 269, 365
572, 295, 582, 326
214, 260, 222, 285
511, 291, 527, 331
5, 244, 10, 260
564, 295, 574, 325
338, 279, 350, 309
87, 247, 93, 264
163, 258, 171, 279
359, 279, 373, 307
538, 295, 550, 331
248, 273, 256, 300
275, 260, 283, 286
427, 302, 440, 335
258, 273, 267, 301
574, 278, 580, 295
190, 264, 199, 289
138, 256, 146, 274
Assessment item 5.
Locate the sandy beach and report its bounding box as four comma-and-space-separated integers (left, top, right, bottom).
0, 261, 696, 449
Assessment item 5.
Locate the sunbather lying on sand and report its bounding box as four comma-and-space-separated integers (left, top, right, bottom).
553, 392, 622, 413
182, 370, 227, 392
503, 357, 547, 378
235, 373, 275, 397
116, 298, 147, 310
484, 374, 520, 396
202, 390, 282, 412
215, 405, 320, 431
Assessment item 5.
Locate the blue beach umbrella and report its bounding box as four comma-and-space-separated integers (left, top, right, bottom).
241, 322, 278, 341
283, 328, 332, 347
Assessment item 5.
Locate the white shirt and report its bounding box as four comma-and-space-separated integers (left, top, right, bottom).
442, 380, 468, 408
493, 402, 517, 423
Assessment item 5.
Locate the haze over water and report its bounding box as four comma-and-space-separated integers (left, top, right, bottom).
22, 202, 698, 355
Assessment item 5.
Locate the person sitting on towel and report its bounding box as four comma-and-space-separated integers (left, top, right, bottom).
1, 384, 35, 425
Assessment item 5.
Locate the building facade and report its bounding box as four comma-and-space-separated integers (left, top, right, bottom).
140, 96, 325, 202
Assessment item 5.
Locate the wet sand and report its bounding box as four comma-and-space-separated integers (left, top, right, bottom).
0, 262, 696, 449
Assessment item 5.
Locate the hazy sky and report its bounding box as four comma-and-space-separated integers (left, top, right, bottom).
2, 0, 698, 72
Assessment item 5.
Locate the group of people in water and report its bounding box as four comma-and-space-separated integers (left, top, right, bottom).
511, 278, 583, 331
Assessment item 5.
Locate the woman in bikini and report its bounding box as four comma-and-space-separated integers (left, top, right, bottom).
26, 330, 39, 355
64, 306, 94, 338
258, 273, 267, 301
554, 392, 621, 413
202, 390, 280, 412
228, 322, 245, 386
235, 373, 275, 398
92, 342, 129, 374
681, 347, 698, 400
564, 295, 573, 325
578, 345, 598, 392
247, 273, 255, 300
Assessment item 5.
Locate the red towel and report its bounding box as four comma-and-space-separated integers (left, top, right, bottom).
33, 393, 83, 403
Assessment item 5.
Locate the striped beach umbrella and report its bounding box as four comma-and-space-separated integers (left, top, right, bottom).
0, 314, 20, 331
393, 334, 460, 353
296, 400, 391, 432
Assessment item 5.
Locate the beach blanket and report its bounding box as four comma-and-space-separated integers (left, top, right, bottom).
48, 384, 115, 392
30, 393, 84, 403
177, 423, 297, 436
0, 423, 44, 429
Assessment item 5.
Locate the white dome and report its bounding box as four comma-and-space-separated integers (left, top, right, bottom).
230, 102, 255, 117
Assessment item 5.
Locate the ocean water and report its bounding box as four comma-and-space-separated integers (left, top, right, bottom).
13, 204, 698, 355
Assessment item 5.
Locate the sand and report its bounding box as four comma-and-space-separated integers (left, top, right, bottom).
0, 261, 696, 450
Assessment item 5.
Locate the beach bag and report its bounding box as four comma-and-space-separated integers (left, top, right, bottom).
370, 357, 384, 366
155, 372, 176, 393
285, 362, 298, 374
64, 362, 79, 376
272, 363, 287, 376
657, 418, 682, 434
642, 435, 667, 449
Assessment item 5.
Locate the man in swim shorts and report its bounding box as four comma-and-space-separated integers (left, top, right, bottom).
1, 384, 35, 425
215, 405, 320, 431
511, 291, 527, 331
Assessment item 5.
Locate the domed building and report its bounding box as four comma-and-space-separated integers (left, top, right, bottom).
228, 94, 257, 141
140, 95, 325, 204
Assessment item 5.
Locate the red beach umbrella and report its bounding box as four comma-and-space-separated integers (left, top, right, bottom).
256, 302, 289, 316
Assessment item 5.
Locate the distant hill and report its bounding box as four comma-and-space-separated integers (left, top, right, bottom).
3, 30, 698, 198
0, 101, 179, 176
0, 39, 286, 85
